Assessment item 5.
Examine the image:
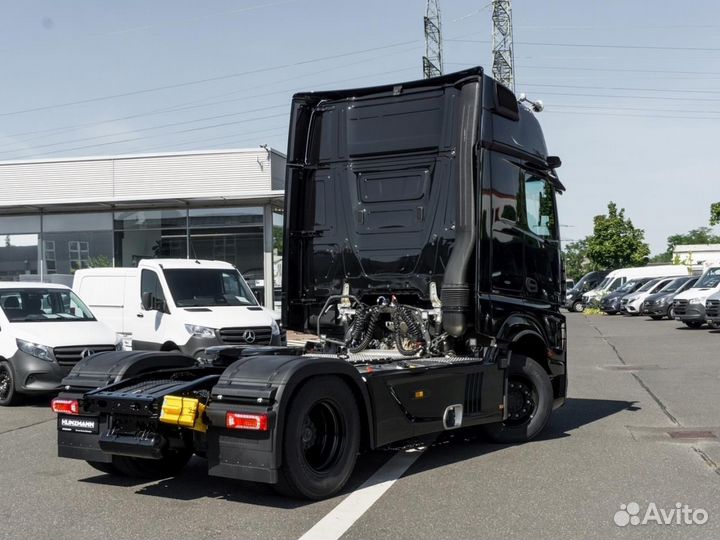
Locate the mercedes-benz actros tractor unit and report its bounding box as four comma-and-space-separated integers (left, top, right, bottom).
52, 67, 567, 500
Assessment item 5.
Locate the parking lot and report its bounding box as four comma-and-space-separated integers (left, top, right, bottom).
1, 313, 719, 540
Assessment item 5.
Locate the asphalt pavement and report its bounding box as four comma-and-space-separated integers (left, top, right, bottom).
1, 313, 719, 540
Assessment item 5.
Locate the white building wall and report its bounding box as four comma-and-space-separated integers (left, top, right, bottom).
0, 148, 285, 208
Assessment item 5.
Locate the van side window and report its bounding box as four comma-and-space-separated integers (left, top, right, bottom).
141, 270, 165, 303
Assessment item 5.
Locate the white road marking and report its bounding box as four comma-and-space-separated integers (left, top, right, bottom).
298, 439, 435, 540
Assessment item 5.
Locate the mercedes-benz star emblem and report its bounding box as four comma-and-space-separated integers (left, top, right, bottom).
242, 330, 256, 344
80, 348, 96, 359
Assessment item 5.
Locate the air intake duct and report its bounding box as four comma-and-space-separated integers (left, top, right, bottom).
442, 80, 480, 337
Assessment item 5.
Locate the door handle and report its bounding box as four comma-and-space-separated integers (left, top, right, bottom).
136, 313, 144, 318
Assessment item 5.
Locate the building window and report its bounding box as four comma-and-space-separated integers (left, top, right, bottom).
44, 213, 114, 274
0, 234, 39, 281
43, 241, 57, 274
114, 209, 187, 266
68, 240, 90, 270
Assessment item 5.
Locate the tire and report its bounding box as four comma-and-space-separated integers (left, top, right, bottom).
110, 448, 193, 479
667, 306, 675, 320
275, 376, 360, 500
481, 355, 553, 444
85, 461, 118, 475
650, 315, 663, 321
684, 321, 704, 329
0, 360, 21, 407
571, 301, 584, 313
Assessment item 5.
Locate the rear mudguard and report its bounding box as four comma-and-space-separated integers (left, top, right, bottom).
61, 351, 197, 391
204, 354, 374, 484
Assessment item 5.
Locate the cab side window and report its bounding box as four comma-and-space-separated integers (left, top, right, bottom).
522, 175, 558, 240
141, 270, 165, 303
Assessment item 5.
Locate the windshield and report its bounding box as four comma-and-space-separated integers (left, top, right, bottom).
616, 280, 639, 294
659, 277, 688, 293
595, 277, 612, 291
163, 268, 258, 307
637, 279, 661, 293
695, 267, 720, 289
0, 288, 95, 322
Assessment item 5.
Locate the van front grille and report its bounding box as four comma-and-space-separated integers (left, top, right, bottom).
673, 299, 689, 316
53, 345, 116, 367
706, 299, 720, 318
218, 327, 272, 345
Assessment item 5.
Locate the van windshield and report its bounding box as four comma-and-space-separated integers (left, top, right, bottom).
659, 277, 688, 293
0, 289, 95, 322
163, 268, 258, 307
695, 268, 720, 289
596, 277, 611, 290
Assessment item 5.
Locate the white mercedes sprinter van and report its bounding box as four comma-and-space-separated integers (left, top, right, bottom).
73, 259, 283, 357
0, 283, 120, 405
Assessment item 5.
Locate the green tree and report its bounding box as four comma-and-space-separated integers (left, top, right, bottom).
650, 226, 720, 262
586, 202, 650, 269
563, 237, 592, 281
710, 202, 720, 226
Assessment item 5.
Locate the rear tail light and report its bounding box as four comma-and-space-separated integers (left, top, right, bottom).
226, 412, 268, 431
51, 398, 79, 415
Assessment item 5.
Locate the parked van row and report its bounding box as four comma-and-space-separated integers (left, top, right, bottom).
566, 263, 720, 330
0, 259, 282, 406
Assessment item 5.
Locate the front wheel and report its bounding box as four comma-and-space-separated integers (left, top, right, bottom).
684, 321, 704, 329
0, 361, 21, 407
481, 355, 553, 444
571, 301, 584, 313
276, 376, 360, 500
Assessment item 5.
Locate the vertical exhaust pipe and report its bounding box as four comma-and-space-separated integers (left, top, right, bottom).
442, 81, 480, 337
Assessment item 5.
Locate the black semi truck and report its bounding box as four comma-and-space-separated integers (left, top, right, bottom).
52, 67, 567, 500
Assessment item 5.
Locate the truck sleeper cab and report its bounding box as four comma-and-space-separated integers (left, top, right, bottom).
53, 67, 567, 500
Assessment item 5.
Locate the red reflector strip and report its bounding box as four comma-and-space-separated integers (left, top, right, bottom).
51, 398, 79, 415
226, 412, 268, 431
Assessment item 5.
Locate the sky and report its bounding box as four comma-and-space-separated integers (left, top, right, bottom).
1, 0, 718, 254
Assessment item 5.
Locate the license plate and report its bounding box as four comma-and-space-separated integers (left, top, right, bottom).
58, 415, 99, 434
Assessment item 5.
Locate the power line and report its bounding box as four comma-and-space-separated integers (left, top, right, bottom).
0, 39, 420, 117
532, 90, 720, 102
521, 82, 720, 95
447, 38, 720, 52
0, 47, 421, 143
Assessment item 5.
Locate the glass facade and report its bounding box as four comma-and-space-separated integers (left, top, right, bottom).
0, 205, 278, 308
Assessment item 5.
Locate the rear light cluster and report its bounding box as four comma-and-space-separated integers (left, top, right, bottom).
51, 398, 79, 415
226, 412, 268, 431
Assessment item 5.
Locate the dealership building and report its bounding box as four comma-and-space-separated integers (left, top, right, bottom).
0, 148, 286, 309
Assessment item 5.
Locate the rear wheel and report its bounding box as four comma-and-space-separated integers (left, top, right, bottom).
276, 376, 360, 499
571, 301, 584, 313
110, 448, 193, 479
684, 321, 704, 329
481, 355, 553, 444
0, 361, 21, 407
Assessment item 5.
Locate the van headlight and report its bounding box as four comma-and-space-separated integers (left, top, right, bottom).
16, 339, 53, 362
185, 324, 216, 338
271, 319, 281, 336
689, 297, 705, 305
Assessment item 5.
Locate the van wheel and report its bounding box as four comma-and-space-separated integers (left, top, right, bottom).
684, 321, 703, 329
481, 355, 553, 444
667, 306, 675, 319
110, 448, 193, 479
275, 376, 360, 500
571, 301, 584, 313
650, 315, 663, 320
0, 361, 21, 406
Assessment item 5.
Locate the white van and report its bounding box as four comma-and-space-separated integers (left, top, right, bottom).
673, 265, 720, 328
0, 283, 120, 406
581, 265, 689, 306
73, 259, 283, 358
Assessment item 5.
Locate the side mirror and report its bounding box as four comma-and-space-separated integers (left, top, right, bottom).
141, 292, 154, 311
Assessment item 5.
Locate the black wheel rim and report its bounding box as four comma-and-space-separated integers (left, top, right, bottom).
300, 400, 344, 473
0, 366, 11, 401
505, 377, 537, 426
